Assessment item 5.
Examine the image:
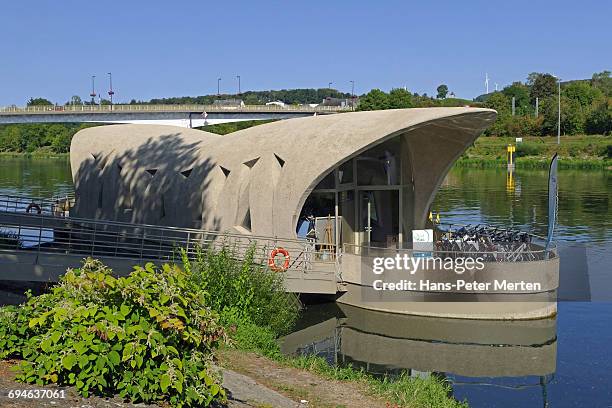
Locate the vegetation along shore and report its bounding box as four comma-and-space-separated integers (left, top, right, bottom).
0, 245, 466, 407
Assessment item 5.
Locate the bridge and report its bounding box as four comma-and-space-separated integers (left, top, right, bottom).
0, 104, 347, 127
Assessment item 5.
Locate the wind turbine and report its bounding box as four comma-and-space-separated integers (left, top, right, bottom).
485, 73, 490, 94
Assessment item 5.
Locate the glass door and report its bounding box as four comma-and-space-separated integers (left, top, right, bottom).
358, 190, 399, 248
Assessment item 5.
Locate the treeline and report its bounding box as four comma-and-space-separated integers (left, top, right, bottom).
141, 88, 351, 105
357, 88, 477, 111
482, 71, 612, 137
0, 123, 96, 154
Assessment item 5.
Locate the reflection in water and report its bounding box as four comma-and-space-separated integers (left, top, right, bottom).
282, 303, 557, 407
0, 157, 73, 198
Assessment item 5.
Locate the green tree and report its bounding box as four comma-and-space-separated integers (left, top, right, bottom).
563, 81, 603, 107
502, 82, 531, 115
528, 73, 557, 103
483, 93, 511, 135
436, 84, 449, 99
388, 88, 413, 109
586, 97, 612, 135
591, 71, 612, 97
26, 97, 53, 106
357, 89, 390, 111
66, 95, 82, 106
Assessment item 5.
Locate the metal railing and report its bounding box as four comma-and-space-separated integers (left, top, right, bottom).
342, 222, 557, 263
0, 211, 336, 277
0, 194, 74, 218
0, 104, 348, 114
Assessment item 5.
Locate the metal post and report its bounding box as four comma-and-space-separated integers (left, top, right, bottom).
350, 80, 355, 111
107, 72, 114, 105
90, 75, 96, 105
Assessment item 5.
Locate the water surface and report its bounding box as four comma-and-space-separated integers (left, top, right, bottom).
1, 158, 611, 407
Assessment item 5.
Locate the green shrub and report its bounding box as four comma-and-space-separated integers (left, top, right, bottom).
183, 244, 300, 336
0, 259, 227, 407
515, 142, 545, 157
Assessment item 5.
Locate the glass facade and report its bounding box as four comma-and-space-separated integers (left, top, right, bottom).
297, 135, 414, 252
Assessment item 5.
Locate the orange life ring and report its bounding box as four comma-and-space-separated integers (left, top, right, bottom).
268, 247, 290, 272
26, 203, 42, 214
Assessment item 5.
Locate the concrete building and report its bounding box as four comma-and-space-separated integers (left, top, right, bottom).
70, 107, 495, 239
69, 107, 559, 319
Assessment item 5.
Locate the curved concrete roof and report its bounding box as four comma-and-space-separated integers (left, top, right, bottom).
70, 108, 496, 238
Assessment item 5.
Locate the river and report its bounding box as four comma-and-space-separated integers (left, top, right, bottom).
1, 157, 611, 407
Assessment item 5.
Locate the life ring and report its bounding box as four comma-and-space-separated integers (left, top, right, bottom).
268, 247, 290, 272
26, 203, 42, 214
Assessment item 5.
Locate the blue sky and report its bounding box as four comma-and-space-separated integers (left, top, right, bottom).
1, 0, 610, 105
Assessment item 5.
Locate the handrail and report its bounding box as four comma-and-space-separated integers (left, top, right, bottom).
0, 104, 349, 114
0, 212, 337, 274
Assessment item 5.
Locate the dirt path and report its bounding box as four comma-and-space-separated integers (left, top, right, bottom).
218, 349, 388, 408
1, 352, 387, 408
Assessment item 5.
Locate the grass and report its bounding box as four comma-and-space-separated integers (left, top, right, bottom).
290, 356, 466, 408
192, 244, 467, 407
226, 315, 467, 408
457, 134, 612, 169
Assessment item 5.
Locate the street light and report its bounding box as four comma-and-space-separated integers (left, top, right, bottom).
217, 77, 221, 97
90, 75, 97, 105
107, 72, 114, 105
328, 81, 333, 89
349, 80, 355, 111
236, 75, 241, 95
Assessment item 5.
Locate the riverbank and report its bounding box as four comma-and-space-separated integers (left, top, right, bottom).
0, 347, 464, 408
456, 135, 612, 169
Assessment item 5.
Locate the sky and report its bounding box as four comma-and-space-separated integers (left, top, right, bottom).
1, 0, 610, 105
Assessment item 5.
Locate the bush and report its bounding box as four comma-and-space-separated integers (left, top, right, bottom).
183, 244, 300, 337
515, 142, 545, 157
0, 259, 227, 407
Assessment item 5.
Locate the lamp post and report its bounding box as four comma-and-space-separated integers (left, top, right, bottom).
236, 75, 241, 95
217, 77, 221, 97
90, 75, 96, 105
107, 72, 114, 105
328, 81, 332, 90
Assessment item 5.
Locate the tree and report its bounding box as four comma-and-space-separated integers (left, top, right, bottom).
436, 84, 449, 99
586, 97, 612, 135
502, 82, 531, 115
527, 73, 557, 103
591, 71, 612, 97
563, 81, 602, 107
67, 95, 82, 106
483, 93, 511, 135
388, 88, 413, 109
357, 89, 390, 111
26, 97, 53, 106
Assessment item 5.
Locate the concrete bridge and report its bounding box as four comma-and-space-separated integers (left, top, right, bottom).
0, 104, 346, 127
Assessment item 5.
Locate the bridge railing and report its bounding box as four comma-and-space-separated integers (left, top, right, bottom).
0, 104, 348, 114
